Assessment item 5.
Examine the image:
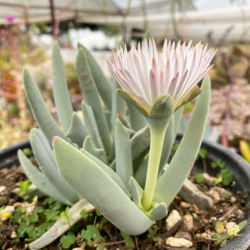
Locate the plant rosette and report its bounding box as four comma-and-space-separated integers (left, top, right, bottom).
5, 33, 247, 250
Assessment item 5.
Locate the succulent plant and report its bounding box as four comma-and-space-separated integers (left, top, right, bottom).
18, 37, 215, 248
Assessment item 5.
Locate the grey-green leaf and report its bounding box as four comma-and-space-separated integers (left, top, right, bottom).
129, 177, 143, 209
30, 128, 79, 204
111, 78, 126, 130
18, 150, 72, 205
158, 118, 174, 177
76, 49, 112, 155
134, 156, 148, 188
53, 137, 154, 235
52, 41, 73, 133
153, 76, 211, 206
131, 126, 150, 161
80, 148, 130, 197
65, 112, 88, 147
81, 101, 104, 150
115, 119, 133, 189
77, 43, 112, 111
173, 106, 183, 137
83, 135, 108, 164
22, 69, 65, 144
128, 104, 147, 131
147, 203, 168, 221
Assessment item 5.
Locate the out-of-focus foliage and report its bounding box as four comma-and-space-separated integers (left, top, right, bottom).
209, 44, 250, 85
239, 140, 250, 163
207, 43, 250, 146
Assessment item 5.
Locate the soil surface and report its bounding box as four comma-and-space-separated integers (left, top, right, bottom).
0, 165, 249, 250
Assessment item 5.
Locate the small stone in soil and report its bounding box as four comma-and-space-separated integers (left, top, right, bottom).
165, 210, 182, 238
236, 209, 245, 220
200, 232, 212, 240
208, 188, 221, 203
183, 214, 194, 232
230, 196, 237, 203
166, 210, 182, 231
175, 231, 192, 241
0, 186, 6, 193
203, 173, 214, 187
10, 231, 17, 239
166, 237, 193, 248
180, 201, 191, 208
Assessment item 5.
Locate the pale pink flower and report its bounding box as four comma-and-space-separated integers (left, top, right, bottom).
107, 39, 216, 111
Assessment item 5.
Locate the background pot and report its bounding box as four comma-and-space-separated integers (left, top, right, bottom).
1, 135, 250, 250
0, 140, 30, 169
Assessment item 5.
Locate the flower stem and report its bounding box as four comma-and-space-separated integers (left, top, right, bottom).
142, 120, 169, 211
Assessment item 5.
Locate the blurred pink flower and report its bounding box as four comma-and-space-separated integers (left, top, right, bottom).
107, 38, 216, 111
5, 15, 16, 22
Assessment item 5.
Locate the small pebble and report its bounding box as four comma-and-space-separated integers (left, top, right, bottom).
208, 188, 221, 203
230, 196, 237, 203
215, 187, 231, 200
236, 209, 245, 220
200, 232, 211, 239
165, 210, 182, 231
175, 231, 192, 241
203, 173, 214, 187
0, 186, 6, 193
10, 231, 17, 239
180, 202, 191, 208
183, 214, 194, 231
210, 217, 217, 222
166, 237, 193, 248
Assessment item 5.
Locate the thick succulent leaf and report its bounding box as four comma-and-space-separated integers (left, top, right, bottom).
29, 199, 95, 249
158, 118, 174, 177
129, 177, 143, 209
173, 106, 183, 137
128, 103, 147, 131
81, 101, 104, 150
30, 128, 79, 204
147, 203, 168, 220
111, 78, 126, 130
52, 42, 73, 133
80, 148, 130, 197
78, 43, 112, 111
118, 111, 133, 132
153, 76, 211, 206
83, 135, 108, 164
53, 137, 154, 235
22, 69, 65, 144
108, 140, 116, 163
148, 95, 174, 119
134, 156, 148, 188
131, 126, 150, 160
76, 49, 112, 155
65, 112, 88, 147
18, 150, 72, 205
104, 110, 112, 132
115, 119, 133, 189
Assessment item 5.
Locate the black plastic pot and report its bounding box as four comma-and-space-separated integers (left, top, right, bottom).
1, 136, 250, 250
0, 140, 30, 169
